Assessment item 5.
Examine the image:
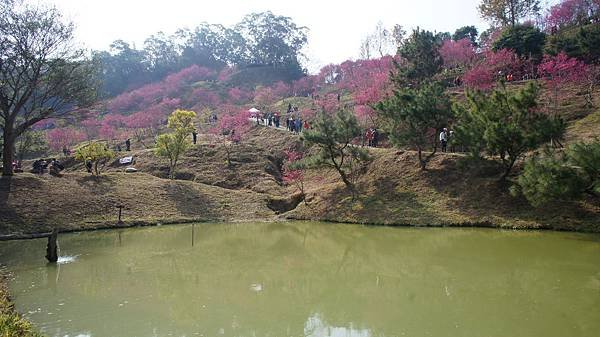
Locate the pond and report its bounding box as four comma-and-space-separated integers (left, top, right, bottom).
1, 222, 599, 337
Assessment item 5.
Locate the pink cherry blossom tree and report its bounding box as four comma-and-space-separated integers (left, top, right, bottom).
538, 52, 588, 111
164, 65, 215, 95
292, 76, 316, 97
315, 94, 340, 114
228, 87, 253, 104
463, 49, 523, 90
355, 105, 377, 127
217, 66, 236, 82
188, 87, 221, 108
545, 0, 599, 30
81, 118, 101, 140
440, 38, 477, 69
272, 81, 291, 98
46, 128, 86, 152
212, 109, 252, 166
125, 111, 164, 148
254, 86, 279, 110
282, 149, 306, 200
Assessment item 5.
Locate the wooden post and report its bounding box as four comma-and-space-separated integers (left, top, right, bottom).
191, 224, 195, 247
45, 228, 59, 263
117, 204, 124, 225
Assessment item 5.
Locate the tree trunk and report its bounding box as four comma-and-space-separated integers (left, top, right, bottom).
418, 148, 426, 170
335, 165, 356, 199
226, 147, 232, 167
417, 146, 437, 171
500, 157, 517, 181
170, 159, 177, 180
2, 131, 15, 176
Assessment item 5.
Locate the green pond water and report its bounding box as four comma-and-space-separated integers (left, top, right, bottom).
1, 222, 600, 337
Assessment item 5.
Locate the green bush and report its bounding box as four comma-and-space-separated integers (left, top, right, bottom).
513, 140, 600, 206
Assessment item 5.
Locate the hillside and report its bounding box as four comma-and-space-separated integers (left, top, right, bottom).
1, 126, 599, 238
288, 149, 600, 232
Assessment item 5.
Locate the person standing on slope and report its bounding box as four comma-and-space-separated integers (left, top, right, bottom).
439, 128, 448, 153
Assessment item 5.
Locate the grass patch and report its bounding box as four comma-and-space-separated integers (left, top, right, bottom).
1, 277, 41, 337
567, 108, 600, 143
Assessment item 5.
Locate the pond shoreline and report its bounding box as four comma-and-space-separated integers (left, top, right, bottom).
2, 215, 600, 242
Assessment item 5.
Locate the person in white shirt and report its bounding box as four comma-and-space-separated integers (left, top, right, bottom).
440, 128, 448, 153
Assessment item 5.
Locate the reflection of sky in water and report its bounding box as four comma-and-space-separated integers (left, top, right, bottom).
305, 314, 371, 337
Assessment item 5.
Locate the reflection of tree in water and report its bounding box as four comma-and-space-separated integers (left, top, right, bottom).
1, 224, 600, 337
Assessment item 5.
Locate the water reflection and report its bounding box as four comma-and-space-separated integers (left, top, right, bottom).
0, 222, 599, 337
305, 314, 371, 337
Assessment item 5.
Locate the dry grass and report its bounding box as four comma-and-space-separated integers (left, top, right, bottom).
566, 107, 600, 143
287, 149, 600, 232
0, 172, 276, 236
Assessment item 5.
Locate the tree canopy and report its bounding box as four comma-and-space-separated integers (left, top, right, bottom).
94, 11, 309, 97
302, 109, 369, 196
453, 26, 479, 46
155, 109, 197, 179
376, 81, 452, 170
479, 0, 541, 26
0, 0, 98, 175
397, 28, 443, 86
453, 83, 565, 179
493, 24, 546, 60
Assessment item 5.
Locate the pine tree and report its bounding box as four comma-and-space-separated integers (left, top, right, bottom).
376, 81, 452, 170
397, 28, 443, 86
513, 140, 600, 206
302, 109, 369, 197
453, 83, 565, 179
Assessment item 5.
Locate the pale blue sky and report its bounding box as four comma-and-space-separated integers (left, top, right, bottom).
45, 0, 556, 72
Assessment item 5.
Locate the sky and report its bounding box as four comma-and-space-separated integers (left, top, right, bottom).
43, 0, 493, 72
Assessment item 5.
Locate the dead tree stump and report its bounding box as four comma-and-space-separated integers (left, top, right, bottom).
45, 229, 59, 263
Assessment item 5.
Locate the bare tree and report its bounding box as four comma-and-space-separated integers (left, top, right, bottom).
392, 24, 406, 48
0, 0, 97, 175
359, 36, 373, 60
359, 21, 396, 59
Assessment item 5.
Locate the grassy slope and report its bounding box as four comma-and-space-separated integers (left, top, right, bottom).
2, 126, 598, 237
288, 149, 600, 232
0, 171, 275, 236
567, 107, 600, 143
